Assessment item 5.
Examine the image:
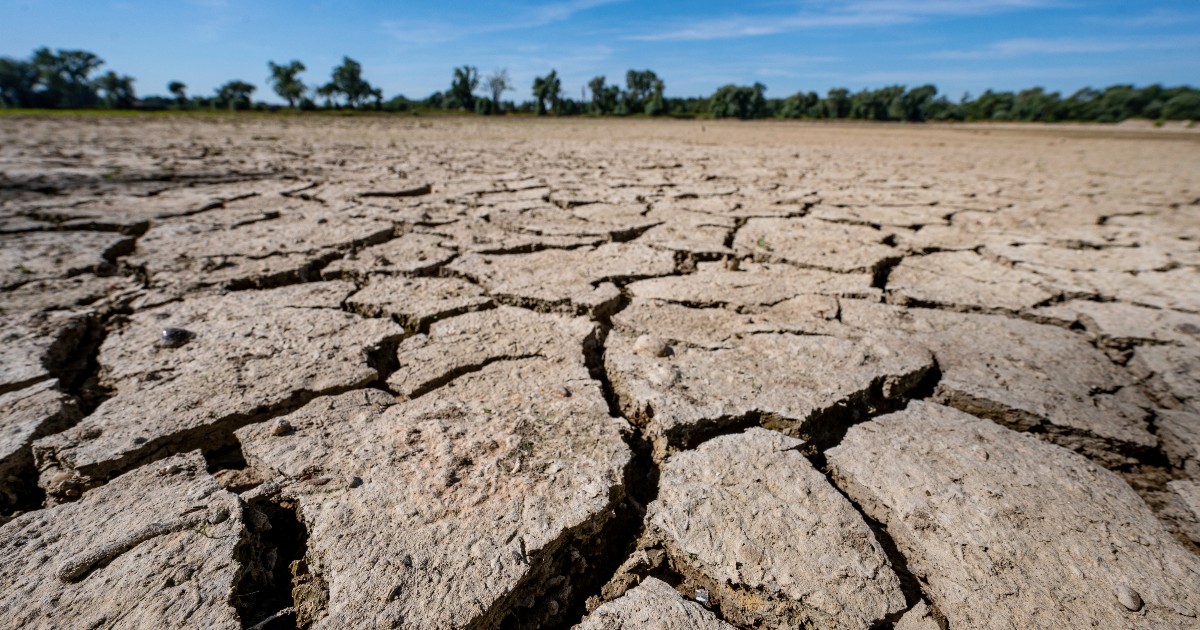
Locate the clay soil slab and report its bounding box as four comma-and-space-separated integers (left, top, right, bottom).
418, 218, 603, 253
733, 217, 899, 274
0, 231, 132, 289
346, 276, 491, 332
0, 310, 95, 393
646, 428, 906, 628
808, 203, 952, 229
986, 242, 1176, 274
611, 298, 851, 351
238, 359, 630, 628
448, 243, 676, 316
887, 250, 1056, 312
33, 282, 402, 500
0, 451, 244, 629
1034, 300, 1200, 348
1157, 409, 1200, 478
321, 231, 456, 279
1130, 344, 1200, 414
131, 211, 395, 291
828, 401, 1200, 629
841, 301, 1157, 463
0, 380, 80, 511
606, 328, 932, 457
388, 306, 594, 398
489, 203, 660, 241
628, 262, 876, 309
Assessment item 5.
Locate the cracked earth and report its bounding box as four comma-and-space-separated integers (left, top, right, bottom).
1, 115, 1199, 629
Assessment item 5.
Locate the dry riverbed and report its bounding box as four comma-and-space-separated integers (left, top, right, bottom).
1, 114, 1199, 629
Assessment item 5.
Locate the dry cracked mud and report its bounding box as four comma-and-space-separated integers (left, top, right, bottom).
1, 115, 1199, 629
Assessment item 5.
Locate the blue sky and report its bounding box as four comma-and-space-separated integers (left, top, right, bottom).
2, 1, 1197, 102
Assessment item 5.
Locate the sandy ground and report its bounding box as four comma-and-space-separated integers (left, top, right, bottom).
1, 114, 1199, 629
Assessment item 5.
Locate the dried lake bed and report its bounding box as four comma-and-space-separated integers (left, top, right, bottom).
1, 114, 1199, 628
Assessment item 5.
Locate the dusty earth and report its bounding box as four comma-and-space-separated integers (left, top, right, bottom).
1, 114, 1199, 629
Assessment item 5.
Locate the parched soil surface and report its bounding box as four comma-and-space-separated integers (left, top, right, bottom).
1, 114, 1199, 629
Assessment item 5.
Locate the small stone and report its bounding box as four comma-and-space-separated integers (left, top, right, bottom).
159, 327, 193, 349
158, 464, 182, 475
576, 577, 733, 629
695, 588, 710, 606
633, 334, 670, 358
1115, 584, 1143, 612
270, 419, 293, 436
647, 365, 682, 388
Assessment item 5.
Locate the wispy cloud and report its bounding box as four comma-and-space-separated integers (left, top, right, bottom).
925, 35, 1200, 59
627, 13, 909, 42
383, 0, 627, 45
1087, 7, 1200, 27
628, 0, 1063, 42
527, 0, 623, 25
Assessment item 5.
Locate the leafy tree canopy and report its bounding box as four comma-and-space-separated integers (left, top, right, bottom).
532, 69, 561, 115
215, 80, 255, 110
268, 60, 307, 107
321, 57, 380, 109
449, 65, 479, 111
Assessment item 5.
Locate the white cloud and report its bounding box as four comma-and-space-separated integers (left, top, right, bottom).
528, 0, 625, 25
1087, 8, 1200, 27
627, 0, 1064, 42
925, 36, 1200, 59
383, 0, 627, 45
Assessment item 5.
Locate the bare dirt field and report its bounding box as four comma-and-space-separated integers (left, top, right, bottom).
1, 114, 1199, 629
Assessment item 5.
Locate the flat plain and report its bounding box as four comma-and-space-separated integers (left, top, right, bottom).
1, 114, 1199, 629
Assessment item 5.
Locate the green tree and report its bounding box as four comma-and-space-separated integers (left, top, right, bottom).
532, 70, 561, 115
923, 96, 963, 121
315, 83, 336, 108
898, 84, 937, 121
321, 57, 378, 108
485, 68, 511, 113
587, 75, 620, 114
957, 89, 1012, 121
780, 91, 821, 118
1064, 87, 1101, 121
214, 80, 256, 110
623, 69, 660, 114
167, 81, 187, 108
1011, 87, 1063, 122
709, 83, 768, 119
424, 91, 445, 109
1092, 85, 1136, 122
31, 48, 104, 107
824, 88, 850, 118
95, 71, 136, 109
268, 60, 307, 107
449, 65, 479, 111
1163, 93, 1200, 120
0, 57, 38, 107
645, 78, 666, 116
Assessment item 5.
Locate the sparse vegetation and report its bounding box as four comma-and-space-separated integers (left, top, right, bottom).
1, 46, 1197, 122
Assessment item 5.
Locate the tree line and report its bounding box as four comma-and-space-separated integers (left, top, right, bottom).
2, 48, 1199, 123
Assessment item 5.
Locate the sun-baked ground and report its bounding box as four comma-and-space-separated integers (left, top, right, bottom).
2, 114, 1199, 629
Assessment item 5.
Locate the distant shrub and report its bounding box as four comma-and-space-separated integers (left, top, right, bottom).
1163, 94, 1200, 121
